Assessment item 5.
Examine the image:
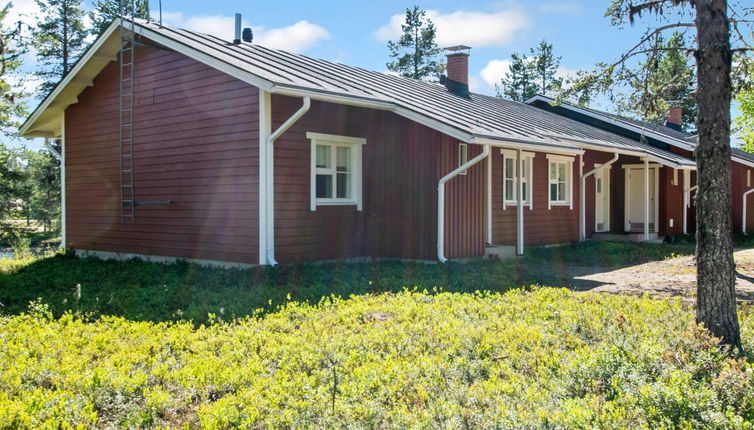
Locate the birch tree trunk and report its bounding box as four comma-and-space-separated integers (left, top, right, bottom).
694, 0, 741, 349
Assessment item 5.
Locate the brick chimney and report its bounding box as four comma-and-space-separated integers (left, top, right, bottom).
665, 103, 683, 131
443, 45, 471, 98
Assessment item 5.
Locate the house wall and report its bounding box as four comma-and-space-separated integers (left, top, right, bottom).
732, 161, 754, 234
490, 148, 583, 246
65, 43, 260, 264
271, 95, 485, 262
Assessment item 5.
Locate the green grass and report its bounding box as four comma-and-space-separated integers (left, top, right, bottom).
1, 288, 753, 429
0, 241, 695, 324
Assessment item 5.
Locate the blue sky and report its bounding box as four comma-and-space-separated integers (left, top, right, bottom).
153, 0, 651, 100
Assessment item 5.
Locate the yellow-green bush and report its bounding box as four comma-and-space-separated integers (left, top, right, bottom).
1, 288, 753, 429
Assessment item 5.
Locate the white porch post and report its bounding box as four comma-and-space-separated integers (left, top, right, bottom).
516, 148, 524, 255
683, 169, 690, 235
486, 150, 492, 245
579, 154, 585, 242
644, 158, 649, 241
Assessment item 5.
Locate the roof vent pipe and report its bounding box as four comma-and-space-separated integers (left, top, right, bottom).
233, 13, 242, 45
242, 27, 253, 43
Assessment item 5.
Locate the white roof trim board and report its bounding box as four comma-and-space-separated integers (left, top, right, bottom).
21, 19, 695, 168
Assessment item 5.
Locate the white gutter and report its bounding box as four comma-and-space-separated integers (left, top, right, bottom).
743, 188, 754, 235
264, 95, 311, 266
579, 153, 619, 241
437, 144, 490, 263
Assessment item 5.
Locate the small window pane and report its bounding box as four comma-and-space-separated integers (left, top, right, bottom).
316, 174, 332, 198
558, 163, 566, 181
550, 163, 557, 180
316, 145, 331, 168
550, 183, 558, 200
336, 172, 351, 198
522, 183, 528, 201
505, 158, 514, 179
336, 147, 351, 172
505, 180, 513, 201
558, 183, 566, 201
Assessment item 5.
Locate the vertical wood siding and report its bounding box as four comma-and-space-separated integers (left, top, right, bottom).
490, 149, 581, 245
732, 161, 754, 234
65, 43, 260, 263
271, 95, 484, 263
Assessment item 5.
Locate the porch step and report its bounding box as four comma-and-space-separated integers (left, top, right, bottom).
592, 232, 661, 243
485, 245, 516, 260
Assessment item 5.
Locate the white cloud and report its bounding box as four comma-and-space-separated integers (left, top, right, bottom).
538, 3, 584, 15
468, 76, 482, 92
480, 59, 512, 88
375, 9, 527, 48
160, 12, 331, 53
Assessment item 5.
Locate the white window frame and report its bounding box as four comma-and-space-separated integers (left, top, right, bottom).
501, 149, 535, 209
458, 143, 468, 175
307, 132, 365, 211
546, 154, 574, 209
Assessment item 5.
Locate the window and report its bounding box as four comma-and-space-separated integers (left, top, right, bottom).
546, 154, 574, 209
307, 132, 365, 211
501, 149, 534, 209
458, 143, 468, 175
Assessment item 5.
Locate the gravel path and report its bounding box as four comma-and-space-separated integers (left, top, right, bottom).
565, 249, 754, 301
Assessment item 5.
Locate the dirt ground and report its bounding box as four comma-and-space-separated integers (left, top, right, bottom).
567, 248, 754, 301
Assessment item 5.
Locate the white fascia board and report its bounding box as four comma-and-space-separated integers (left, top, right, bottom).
732, 156, 754, 169
274, 85, 476, 143
574, 141, 695, 169
475, 137, 583, 156
20, 20, 122, 136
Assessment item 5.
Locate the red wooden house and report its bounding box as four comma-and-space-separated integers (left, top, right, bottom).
19, 19, 754, 266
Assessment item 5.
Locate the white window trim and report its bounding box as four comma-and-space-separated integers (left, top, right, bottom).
546, 154, 574, 209
307, 132, 365, 211
458, 143, 468, 175
501, 149, 535, 210
748, 169, 751, 188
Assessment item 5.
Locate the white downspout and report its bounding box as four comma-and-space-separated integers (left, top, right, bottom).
743, 188, 754, 235
684, 183, 697, 235
486, 150, 492, 245
516, 148, 524, 255
579, 153, 619, 241
644, 158, 650, 241
438, 144, 490, 263
265, 96, 311, 266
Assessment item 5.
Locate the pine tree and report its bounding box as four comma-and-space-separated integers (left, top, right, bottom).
386, 6, 444, 80
33, 0, 87, 96
89, 0, 150, 36
531, 40, 562, 96
497, 53, 537, 101
0, 4, 28, 128
616, 32, 697, 131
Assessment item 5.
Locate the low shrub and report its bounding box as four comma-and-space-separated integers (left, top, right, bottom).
0, 289, 753, 428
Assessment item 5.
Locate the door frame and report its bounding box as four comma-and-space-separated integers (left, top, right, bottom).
623, 164, 660, 232
594, 164, 611, 232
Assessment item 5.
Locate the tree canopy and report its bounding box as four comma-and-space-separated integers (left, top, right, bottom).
386, 6, 444, 80
498, 40, 562, 102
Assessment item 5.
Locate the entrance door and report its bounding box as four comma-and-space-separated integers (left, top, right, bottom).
625, 166, 658, 232
595, 167, 610, 232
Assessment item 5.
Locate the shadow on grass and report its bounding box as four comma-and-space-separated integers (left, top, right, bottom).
0, 241, 696, 324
